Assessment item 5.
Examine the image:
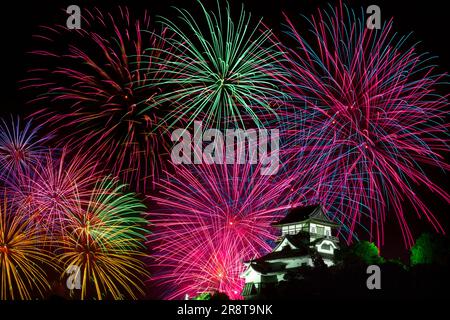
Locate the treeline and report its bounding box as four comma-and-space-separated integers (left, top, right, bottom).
248, 233, 450, 300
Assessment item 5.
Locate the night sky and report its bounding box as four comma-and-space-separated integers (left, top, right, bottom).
1, 0, 449, 261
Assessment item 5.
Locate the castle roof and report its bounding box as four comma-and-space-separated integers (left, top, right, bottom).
272, 205, 339, 227
273, 232, 311, 250
244, 246, 335, 274
245, 232, 339, 265
253, 247, 310, 263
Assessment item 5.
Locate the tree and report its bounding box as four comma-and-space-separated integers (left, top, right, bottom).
337, 241, 384, 265
210, 291, 229, 300
193, 292, 211, 300
410, 233, 450, 266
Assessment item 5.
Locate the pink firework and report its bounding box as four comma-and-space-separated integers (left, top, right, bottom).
22, 6, 174, 192
0, 116, 49, 184
275, 2, 450, 247
148, 162, 295, 300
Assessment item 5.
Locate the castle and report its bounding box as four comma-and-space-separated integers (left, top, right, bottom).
241, 205, 340, 298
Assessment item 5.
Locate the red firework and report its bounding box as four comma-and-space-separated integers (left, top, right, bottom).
22, 6, 175, 192
148, 161, 295, 299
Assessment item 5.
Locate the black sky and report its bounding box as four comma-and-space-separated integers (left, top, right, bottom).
0, 0, 449, 260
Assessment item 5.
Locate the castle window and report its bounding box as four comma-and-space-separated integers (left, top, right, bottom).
317, 226, 324, 235
321, 243, 331, 251
287, 225, 295, 234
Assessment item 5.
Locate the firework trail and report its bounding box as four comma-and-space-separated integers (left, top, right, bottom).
148, 160, 298, 299
0, 195, 59, 300
58, 177, 149, 300
22, 6, 174, 191
271, 106, 371, 240
145, 0, 285, 130
275, 2, 450, 247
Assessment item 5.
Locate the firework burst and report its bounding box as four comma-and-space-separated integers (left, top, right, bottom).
10, 148, 101, 234
58, 177, 149, 300
148, 162, 295, 299
22, 6, 174, 191
0, 196, 58, 300
275, 2, 450, 247
146, 0, 285, 130
0, 116, 49, 184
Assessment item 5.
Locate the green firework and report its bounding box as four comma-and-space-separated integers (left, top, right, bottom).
59, 177, 149, 300
140, 0, 286, 130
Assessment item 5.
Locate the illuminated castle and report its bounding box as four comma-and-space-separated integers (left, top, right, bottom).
241, 205, 340, 298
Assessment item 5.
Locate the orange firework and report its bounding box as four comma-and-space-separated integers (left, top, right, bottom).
58, 178, 149, 300
0, 196, 59, 300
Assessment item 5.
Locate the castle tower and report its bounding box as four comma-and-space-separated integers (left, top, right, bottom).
241, 205, 340, 298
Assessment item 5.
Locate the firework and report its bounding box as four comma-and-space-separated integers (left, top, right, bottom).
148, 161, 295, 299
22, 6, 174, 191
10, 148, 101, 234
145, 0, 285, 130
275, 2, 450, 247
0, 116, 49, 184
58, 177, 149, 300
0, 196, 58, 300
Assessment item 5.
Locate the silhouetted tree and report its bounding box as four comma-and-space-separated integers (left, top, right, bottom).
210, 291, 229, 300
337, 241, 384, 265
410, 233, 450, 266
